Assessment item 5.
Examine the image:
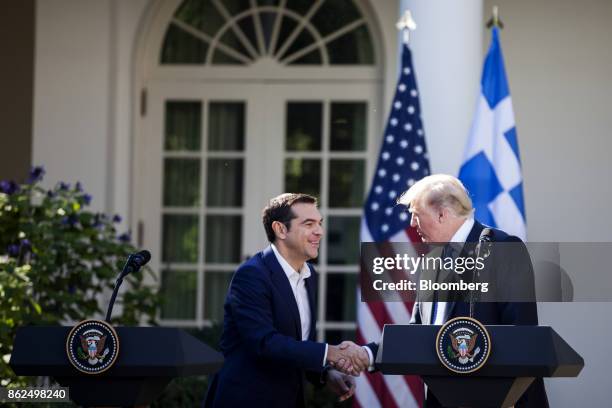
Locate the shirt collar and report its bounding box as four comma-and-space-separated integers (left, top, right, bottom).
270, 243, 311, 281
450, 217, 475, 244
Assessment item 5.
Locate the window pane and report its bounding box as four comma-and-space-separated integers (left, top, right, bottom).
206, 159, 243, 207
160, 269, 197, 319
213, 30, 251, 65
328, 25, 374, 65
324, 329, 356, 345
311, 0, 361, 37
280, 28, 315, 61
208, 102, 245, 151
285, 0, 314, 15
289, 48, 322, 65
330, 102, 366, 151
164, 158, 200, 206
327, 216, 360, 265
236, 14, 258, 53
325, 273, 357, 321
174, 0, 225, 37
162, 214, 199, 263
161, 24, 207, 64
285, 159, 320, 198
328, 160, 365, 207
286, 102, 322, 151
212, 49, 245, 65
205, 215, 242, 263
204, 271, 233, 322
223, 0, 252, 15
274, 14, 298, 55
259, 12, 277, 51
165, 101, 201, 151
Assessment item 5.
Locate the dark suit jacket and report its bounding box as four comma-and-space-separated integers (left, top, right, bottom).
367, 221, 549, 408
204, 246, 326, 408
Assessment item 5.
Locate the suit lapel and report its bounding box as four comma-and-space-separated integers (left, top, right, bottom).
417, 246, 442, 325
262, 246, 302, 339
445, 221, 485, 319
305, 264, 317, 341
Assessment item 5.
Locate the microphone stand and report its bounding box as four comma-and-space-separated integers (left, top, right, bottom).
105, 254, 136, 323
470, 230, 493, 318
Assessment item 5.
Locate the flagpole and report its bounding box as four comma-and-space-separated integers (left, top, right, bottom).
396, 9, 417, 45
486, 5, 504, 29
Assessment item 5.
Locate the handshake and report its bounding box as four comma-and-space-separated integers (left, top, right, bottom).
327, 341, 371, 376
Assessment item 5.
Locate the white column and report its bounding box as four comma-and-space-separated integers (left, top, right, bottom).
399, 0, 483, 175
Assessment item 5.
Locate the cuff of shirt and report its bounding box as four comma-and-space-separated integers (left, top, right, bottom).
363, 345, 375, 371
323, 343, 328, 367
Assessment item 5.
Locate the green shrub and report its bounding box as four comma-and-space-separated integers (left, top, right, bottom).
0, 167, 159, 387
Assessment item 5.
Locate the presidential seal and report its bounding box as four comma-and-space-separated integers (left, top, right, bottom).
66, 319, 120, 374
435, 316, 491, 374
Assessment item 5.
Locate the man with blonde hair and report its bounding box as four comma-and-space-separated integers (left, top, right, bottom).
361, 174, 548, 407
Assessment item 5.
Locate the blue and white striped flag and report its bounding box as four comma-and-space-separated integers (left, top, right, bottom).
459, 27, 526, 240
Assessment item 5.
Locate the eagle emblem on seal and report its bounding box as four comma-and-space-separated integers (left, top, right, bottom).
78, 329, 110, 365
450, 332, 481, 364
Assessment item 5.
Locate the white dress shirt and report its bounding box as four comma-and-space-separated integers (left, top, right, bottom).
271, 244, 327, 366
432, 216, 474, 324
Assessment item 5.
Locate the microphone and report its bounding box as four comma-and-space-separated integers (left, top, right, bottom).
475, 228, 494, 260
105, 250, 152, 322
122, 250, 151, 277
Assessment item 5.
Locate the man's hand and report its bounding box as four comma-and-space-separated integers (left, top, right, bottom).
327, 341, 370, 376
326, 368, 356, 402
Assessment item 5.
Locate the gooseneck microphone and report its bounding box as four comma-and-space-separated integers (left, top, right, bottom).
105, 250, 151, 323
470, 229, 494, 317
475, 228, 494, 260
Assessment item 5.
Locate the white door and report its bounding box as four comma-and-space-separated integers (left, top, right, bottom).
137, 80, 377, 342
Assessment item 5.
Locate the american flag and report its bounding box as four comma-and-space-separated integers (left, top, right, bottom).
354, 43, 429, 408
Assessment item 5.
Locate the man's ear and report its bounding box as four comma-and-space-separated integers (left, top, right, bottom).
438, 207, 447, 223
272, 220, 287, 240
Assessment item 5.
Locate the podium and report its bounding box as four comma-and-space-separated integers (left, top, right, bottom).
10, 326, 224, 406
376, 325, 583, 408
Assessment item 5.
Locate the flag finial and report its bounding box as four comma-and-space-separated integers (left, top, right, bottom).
396, 10, 417, 44
486, 5, 504, 29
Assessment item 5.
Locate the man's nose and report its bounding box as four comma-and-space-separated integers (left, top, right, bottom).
409, 215, 416, 227
314, 224, 324, 235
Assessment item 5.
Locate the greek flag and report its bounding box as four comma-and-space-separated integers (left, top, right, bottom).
459, 27, 526, 240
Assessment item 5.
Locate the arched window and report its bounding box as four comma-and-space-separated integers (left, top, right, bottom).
135, 0, 382, 343
160, 0, 374, 65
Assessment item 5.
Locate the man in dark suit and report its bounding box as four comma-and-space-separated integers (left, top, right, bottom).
361, 174, 548, 408
204, 193, 369, 408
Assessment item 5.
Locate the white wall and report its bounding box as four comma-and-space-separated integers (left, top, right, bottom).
33, 0, 149, 221
403, 0, 484, 177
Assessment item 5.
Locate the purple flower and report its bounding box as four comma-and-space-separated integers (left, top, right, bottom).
58, 182, 70, 191
118, 232, 131, 243
83, 194, 92, 205
7, 244, 20, 257
20, 239, 31, 249
92, 214, 102, 228
61, 214, 79, 226
112, 214, 122, 223
47, 190, 56, 198
0, 180, 19, 195
28, 166, 46, 183
75, 182, 83, 192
